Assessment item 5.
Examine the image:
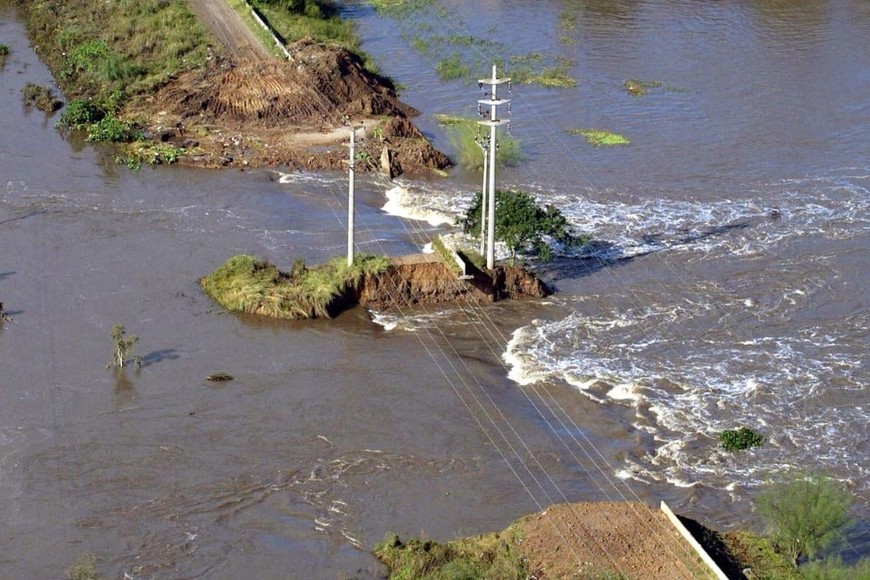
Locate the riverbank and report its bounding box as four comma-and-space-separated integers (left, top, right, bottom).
10, 0, 451, 175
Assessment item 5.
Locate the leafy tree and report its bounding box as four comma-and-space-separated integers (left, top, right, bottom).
108, 324, 141, 368
461, 189, 583, 262
756, 474, 853, 567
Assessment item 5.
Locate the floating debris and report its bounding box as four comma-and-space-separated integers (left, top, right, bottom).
206, 371, 234, 382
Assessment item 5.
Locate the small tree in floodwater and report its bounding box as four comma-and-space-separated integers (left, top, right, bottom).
107, 324, 140, 368
461, 189, 584, 262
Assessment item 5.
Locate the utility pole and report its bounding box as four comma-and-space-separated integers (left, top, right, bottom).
345, 127, 357, 267
478, 64, 510, 270
474, 137, 489, 256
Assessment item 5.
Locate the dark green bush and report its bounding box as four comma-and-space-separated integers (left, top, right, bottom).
719, 427, 765, 452
58, 98, 105, 129
86, 116, 141, 143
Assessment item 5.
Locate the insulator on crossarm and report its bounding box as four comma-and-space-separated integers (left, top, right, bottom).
477, 103, 482, 116
508, 81, 512, 93
507, 101, 511, 113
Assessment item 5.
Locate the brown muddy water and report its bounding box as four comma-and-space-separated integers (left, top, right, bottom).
2, 1, 869, 577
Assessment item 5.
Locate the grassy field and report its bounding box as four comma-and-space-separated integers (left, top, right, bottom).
21, 0, 211, 101
200, 254, 391, 319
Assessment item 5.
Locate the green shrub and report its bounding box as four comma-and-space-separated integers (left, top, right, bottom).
461, 189, 585, 262
87, 116, 141, 143
719, 426, 765, 452
756, 474, 853, 566
58, 98, 105, 129
66, 553, 102, 580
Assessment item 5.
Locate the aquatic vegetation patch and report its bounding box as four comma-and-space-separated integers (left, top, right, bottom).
200, 254, 391, 319
374, 528, 528, 579
435, 114, 522, 170
0, 44, 9, 68
719, 426, 765, 452
116, 142, 186, 170
507, 54, 577, 88
623, 78, 663, 96
568, 128, 630, 146
206, 372, 234, 382
22, 83, 63, 113
435, 53, 469, 81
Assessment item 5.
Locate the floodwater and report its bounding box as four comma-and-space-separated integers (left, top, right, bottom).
1, 0, 868, 577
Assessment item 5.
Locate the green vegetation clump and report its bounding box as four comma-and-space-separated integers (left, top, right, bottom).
431, 236, 462, 275
21, 0, 210, 99
757, 474, 853, 566
0, 43, 10, 68
374, 529, 528, 579
461, 189, 585, 262
200, 254, 391, 319
58, 98, 106, 129
623, 78, 663, 96
368, 0, 435, 19
66, 553, 102, 580
116, 142, 185, 170
507, 54, 577, 88
719, 426, 765, 452
22, 83, 63, 113
206, 372, 234, 382
435, 53, 469, 81
86, 116, 141, 143
434, 115, 521, 170
719, 531, 800, 579
567, 129, 630, 147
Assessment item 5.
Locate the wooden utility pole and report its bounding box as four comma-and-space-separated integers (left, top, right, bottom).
478, 65, 510, 270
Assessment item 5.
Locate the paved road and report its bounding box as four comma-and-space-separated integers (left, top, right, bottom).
187, 0, 272, 60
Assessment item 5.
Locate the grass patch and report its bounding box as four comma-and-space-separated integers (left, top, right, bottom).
21, 0, 210, 100
0, 43, 9, 68
431, 236, 462, 275
200, 254, 391, 319
22, 83, 63, 113
368, 0, 435, 19
435, 115, 521, 170
374, 527, 528, 579
567, 128, 630, 146
720, 531, 799, 579
435, 53, 469, 81
719, 426, 765, 452
507, 54, 577, 88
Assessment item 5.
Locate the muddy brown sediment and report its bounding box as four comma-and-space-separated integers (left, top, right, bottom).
358, 262, 550, 312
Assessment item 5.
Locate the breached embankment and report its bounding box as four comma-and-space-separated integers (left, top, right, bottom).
199, 254, 550, 320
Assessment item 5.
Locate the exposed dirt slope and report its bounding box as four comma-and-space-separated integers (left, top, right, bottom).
516, 502, 715, 579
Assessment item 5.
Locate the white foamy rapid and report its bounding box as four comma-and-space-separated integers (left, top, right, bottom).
503, 170, 870, 495
381, 183, 457, 226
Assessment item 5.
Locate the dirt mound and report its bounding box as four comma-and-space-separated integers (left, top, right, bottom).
142, 39, 449, 174
154, 39, 414, 128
